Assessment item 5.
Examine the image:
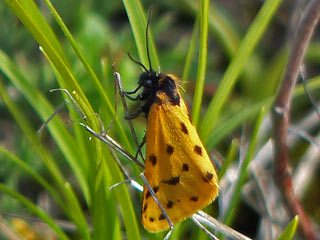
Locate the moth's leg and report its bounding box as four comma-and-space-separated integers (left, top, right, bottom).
135, 133, 146, 159
124, 85, 142, 95
124, 93, 143, 101
125, 107, 143, 120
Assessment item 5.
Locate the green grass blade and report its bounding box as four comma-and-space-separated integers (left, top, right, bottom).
277, 216, 299, 240
0, 183, 70, 240
92, 163, 118, 240
191, 0, 209, 125
200, 0, 283, 142
104, 152, 141, 240
123, 0, 159, 69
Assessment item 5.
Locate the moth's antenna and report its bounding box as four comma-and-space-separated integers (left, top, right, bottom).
127, 52, 148, 72
146, 8, 153, 71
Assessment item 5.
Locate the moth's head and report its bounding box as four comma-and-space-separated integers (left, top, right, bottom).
139, 70, 159, 88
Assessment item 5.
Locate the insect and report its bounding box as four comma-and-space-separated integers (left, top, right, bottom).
124, 12, 219, 233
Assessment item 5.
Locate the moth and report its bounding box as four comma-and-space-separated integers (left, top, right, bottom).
125, 12, 219, 233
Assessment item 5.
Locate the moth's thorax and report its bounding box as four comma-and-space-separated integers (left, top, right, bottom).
138, 71, 180, 116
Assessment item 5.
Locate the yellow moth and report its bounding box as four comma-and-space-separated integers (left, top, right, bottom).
125, 12, 219, 233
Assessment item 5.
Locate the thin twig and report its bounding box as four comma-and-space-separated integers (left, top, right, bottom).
112, 65, 145, 161
80, 123, 144, 169
140, 173, 174, 233
271, 1, 320, 239
194, 211, 252, 240
191, 216, 219, 240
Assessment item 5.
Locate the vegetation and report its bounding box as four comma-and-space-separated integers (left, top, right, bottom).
0, 0, 319, 239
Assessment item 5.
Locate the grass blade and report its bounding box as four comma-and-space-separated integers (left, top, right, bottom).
191, 0, 209, 125
200, 0, 283, 142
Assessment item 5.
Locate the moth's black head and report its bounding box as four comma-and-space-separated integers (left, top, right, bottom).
124, 9, 180, 119
138, 70, 159, 88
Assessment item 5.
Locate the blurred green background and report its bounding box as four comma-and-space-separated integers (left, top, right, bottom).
0, 0, 319, 239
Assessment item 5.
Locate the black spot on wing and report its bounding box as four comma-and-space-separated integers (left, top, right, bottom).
146, 191, 151, 199
143, 203, 148, 212
203, 172, 214, 183
180, 122, 188, 134
153, 186, 159, 194
167, 200, 174, 208
159, 214, 165, 220
145, 186, 159, 199
166, 145, 174, 154
149, 154, 157, 166
182, 163, 189, 171
162, 176, 180, 185
190, 196, 198, 202
194, 145, 203, 156
149, 217, 155, 222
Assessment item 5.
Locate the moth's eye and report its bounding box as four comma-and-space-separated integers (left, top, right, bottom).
146, 79, 152, 87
